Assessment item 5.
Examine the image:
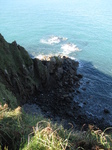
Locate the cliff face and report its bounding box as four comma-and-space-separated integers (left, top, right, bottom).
0, 34, 37, 105
0, 34, 81, 107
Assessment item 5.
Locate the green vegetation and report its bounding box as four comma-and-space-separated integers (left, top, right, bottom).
0, 34, 39, 103
0, 65, 112, 149
22, 122, 112, 150
0, 34, 112, 149
0, 36, 32, 73
0, 104, 43, 150
0, 103, 112, 150
0, 82, 18, 109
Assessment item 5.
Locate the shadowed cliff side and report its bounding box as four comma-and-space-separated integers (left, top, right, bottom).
1, 34, 112, 150
0, 34, 37, 105
0, 34, 81, 107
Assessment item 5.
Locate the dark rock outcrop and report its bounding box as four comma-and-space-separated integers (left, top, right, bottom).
0, 34, 37, 104
1, 34, 110, 132
0, 34, 81, 107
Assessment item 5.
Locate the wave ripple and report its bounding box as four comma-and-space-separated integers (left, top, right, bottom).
40, 36, 67, 45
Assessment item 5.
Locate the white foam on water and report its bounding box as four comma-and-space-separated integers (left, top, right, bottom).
40, 36, 68, 45
36, 54, 45, 60
36, 54, 54, 60
61, 43, 79, 55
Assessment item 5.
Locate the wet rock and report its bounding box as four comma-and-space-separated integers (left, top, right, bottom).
86, 111, 94, 117
86, 80, 90, 84
66, 111, 74, 117
73, 76, 79, 81
75, 83, 80, 88
83, 102, 87, 105
76, 90, 81, 94
22, 104, 42, 115
76, 74, 83, 78
78, 103, 84, 108
82, 87, 86, 91
63, 94, 69, 98
57, 67, 63, 79
104, 108, 110, 114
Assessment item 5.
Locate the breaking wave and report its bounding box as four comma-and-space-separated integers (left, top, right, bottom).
61, 43, 79, 55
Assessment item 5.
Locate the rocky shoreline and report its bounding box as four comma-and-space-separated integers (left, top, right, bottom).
24, 55, 85, 128
0, 34, 111, 130
23, 56, 110, 130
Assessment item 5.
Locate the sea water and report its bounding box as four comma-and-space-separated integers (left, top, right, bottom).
0, 0, 112, 75
0, 0, 112, 122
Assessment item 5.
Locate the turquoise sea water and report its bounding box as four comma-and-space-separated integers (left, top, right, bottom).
0, 0, 112, 120
0, 0, 112, 76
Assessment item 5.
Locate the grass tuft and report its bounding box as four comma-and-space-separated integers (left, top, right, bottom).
23, 121, 70, 150
23, 121, 112, 150
0, 104, 43, 149
0, 104, 112, 150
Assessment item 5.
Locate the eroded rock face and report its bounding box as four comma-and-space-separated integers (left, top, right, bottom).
1, 34, 111, 131
0, 34, 37, 103
31, 56, 83, 125
0, 34, 82, 106
33, 55, 80, 88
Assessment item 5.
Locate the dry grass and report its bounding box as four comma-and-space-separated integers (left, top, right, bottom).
0, 104, 112, 150
23, 121, 112, 150
0, 104, 43, 149
23, 121, 70, 150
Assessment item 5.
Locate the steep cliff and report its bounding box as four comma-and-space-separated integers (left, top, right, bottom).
0, 34, 81, 108
0, 34, 38, 106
